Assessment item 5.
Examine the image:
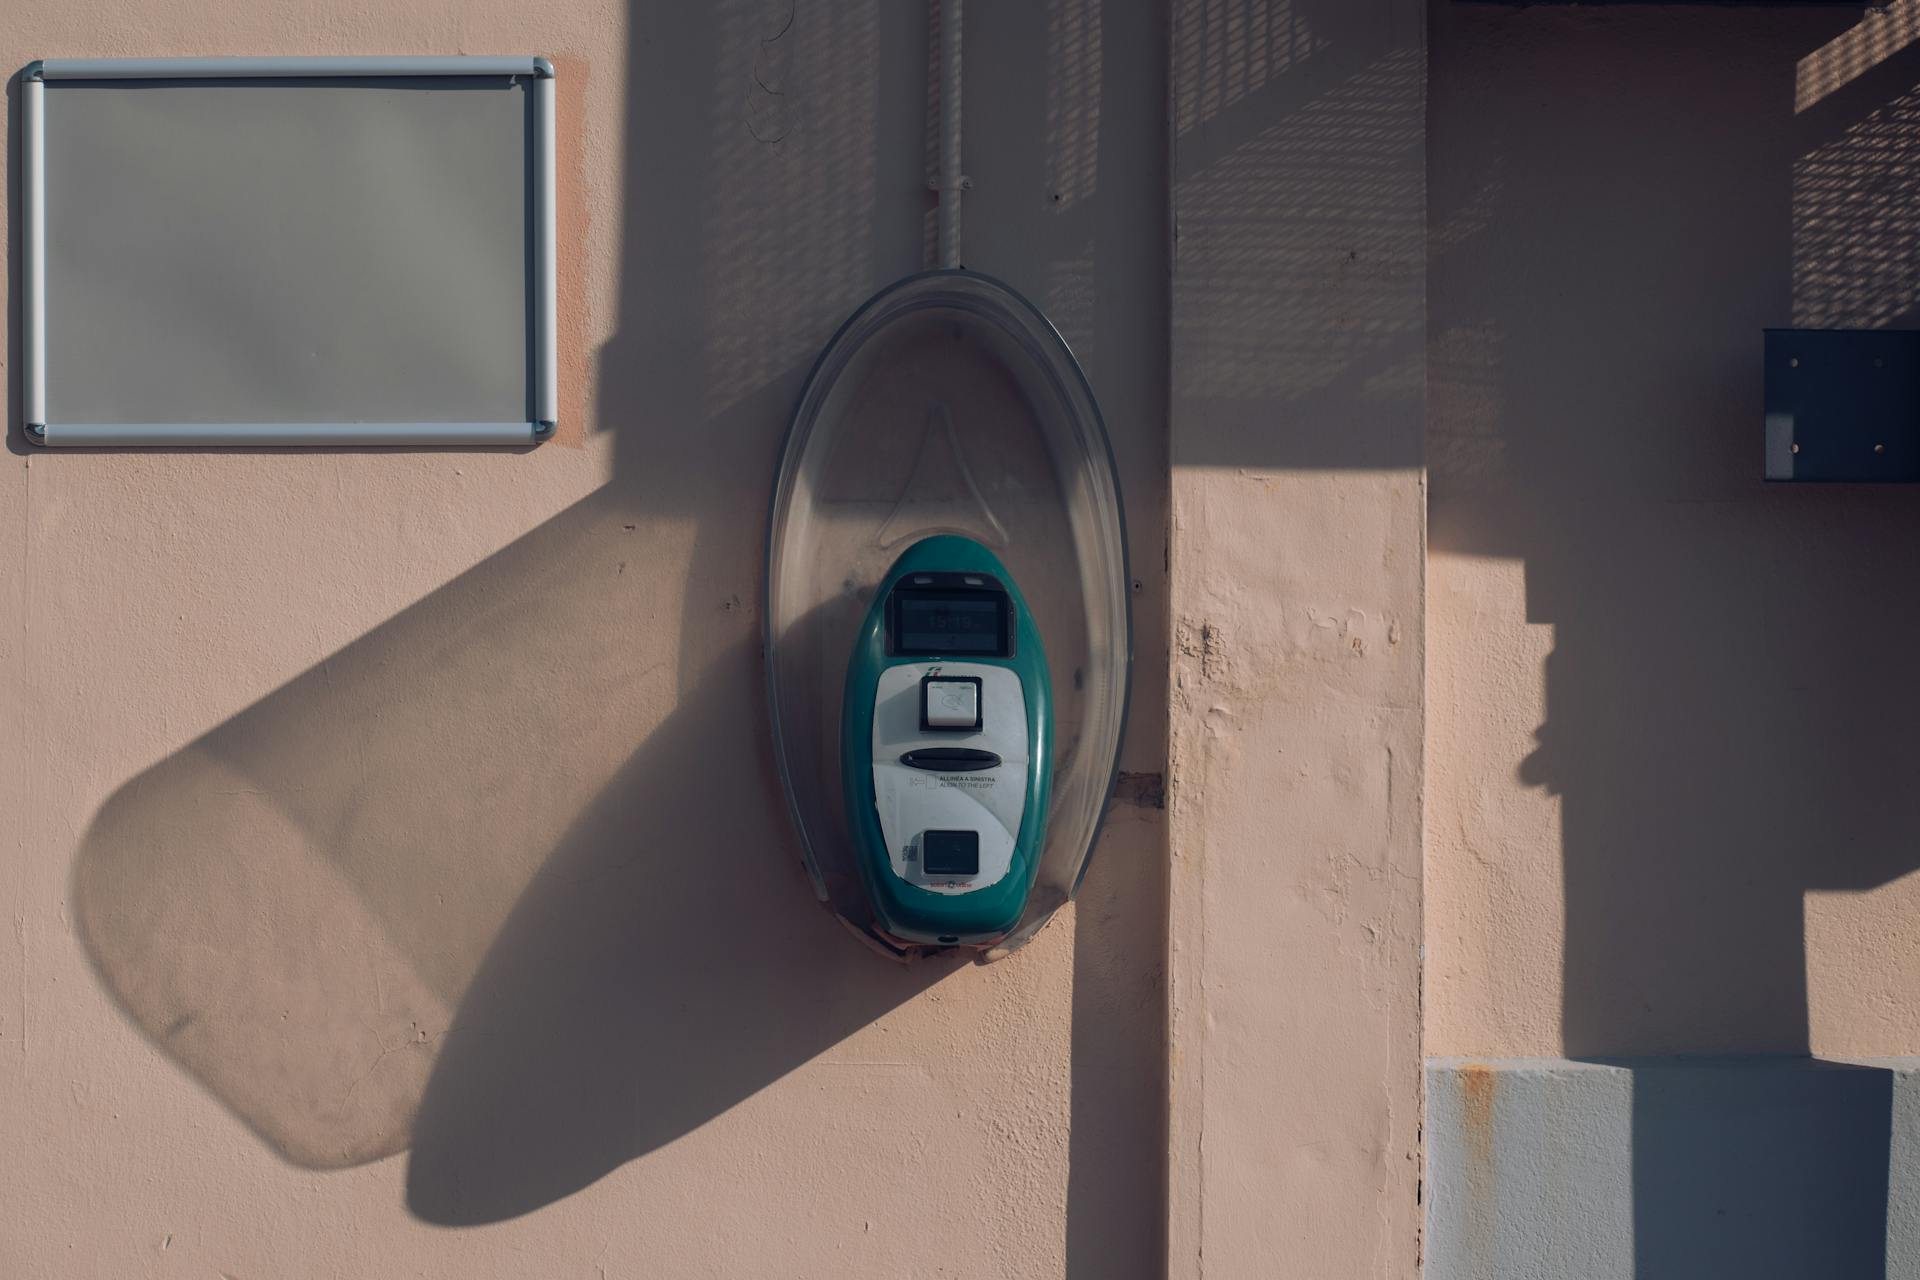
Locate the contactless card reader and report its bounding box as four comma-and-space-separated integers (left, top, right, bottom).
842, 535, 1053, 946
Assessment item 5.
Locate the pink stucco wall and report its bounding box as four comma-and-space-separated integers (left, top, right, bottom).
1, 2, 1172, 1274
1426, 0, 1920, 1061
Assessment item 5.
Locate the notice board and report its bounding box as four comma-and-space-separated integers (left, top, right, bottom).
22, 57, 557, 447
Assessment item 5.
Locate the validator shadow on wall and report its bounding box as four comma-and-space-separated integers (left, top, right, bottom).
65, 0, 1170, 1256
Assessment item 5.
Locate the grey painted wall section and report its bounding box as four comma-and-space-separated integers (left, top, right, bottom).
1427, 1057, 1920, 1279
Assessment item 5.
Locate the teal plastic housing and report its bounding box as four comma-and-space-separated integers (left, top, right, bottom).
841, 536, 1053, 944
765, 269, 1130, 961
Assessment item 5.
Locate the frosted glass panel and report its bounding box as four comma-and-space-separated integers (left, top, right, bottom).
25, 60, 554, 446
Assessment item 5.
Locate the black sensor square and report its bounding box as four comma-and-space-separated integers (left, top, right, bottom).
922, 829, 980, 877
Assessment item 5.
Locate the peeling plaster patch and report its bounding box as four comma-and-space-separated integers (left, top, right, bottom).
1112, 771, 1167, 809
1175, 614, 1233, 686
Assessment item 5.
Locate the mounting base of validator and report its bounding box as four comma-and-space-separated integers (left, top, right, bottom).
841, 535, 1053, 947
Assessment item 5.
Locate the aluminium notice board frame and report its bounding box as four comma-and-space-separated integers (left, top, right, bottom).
21, 56, 558, 447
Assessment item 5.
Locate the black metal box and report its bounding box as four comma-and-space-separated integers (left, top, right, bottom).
1765, 329, 1920, 482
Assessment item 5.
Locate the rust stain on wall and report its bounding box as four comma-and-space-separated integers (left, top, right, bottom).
1460, 1062, 1495, 1180
1458, 1062, 1497, 1268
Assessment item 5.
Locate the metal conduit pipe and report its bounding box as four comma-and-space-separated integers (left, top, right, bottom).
938, 0, 963, 269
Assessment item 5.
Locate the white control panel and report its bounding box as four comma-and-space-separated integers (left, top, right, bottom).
869, 662, 1028, 893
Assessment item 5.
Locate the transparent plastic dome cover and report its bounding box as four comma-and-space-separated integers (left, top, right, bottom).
765, 269, 1131, 961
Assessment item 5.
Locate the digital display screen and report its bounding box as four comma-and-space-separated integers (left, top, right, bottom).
894, 591, 1009, 656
